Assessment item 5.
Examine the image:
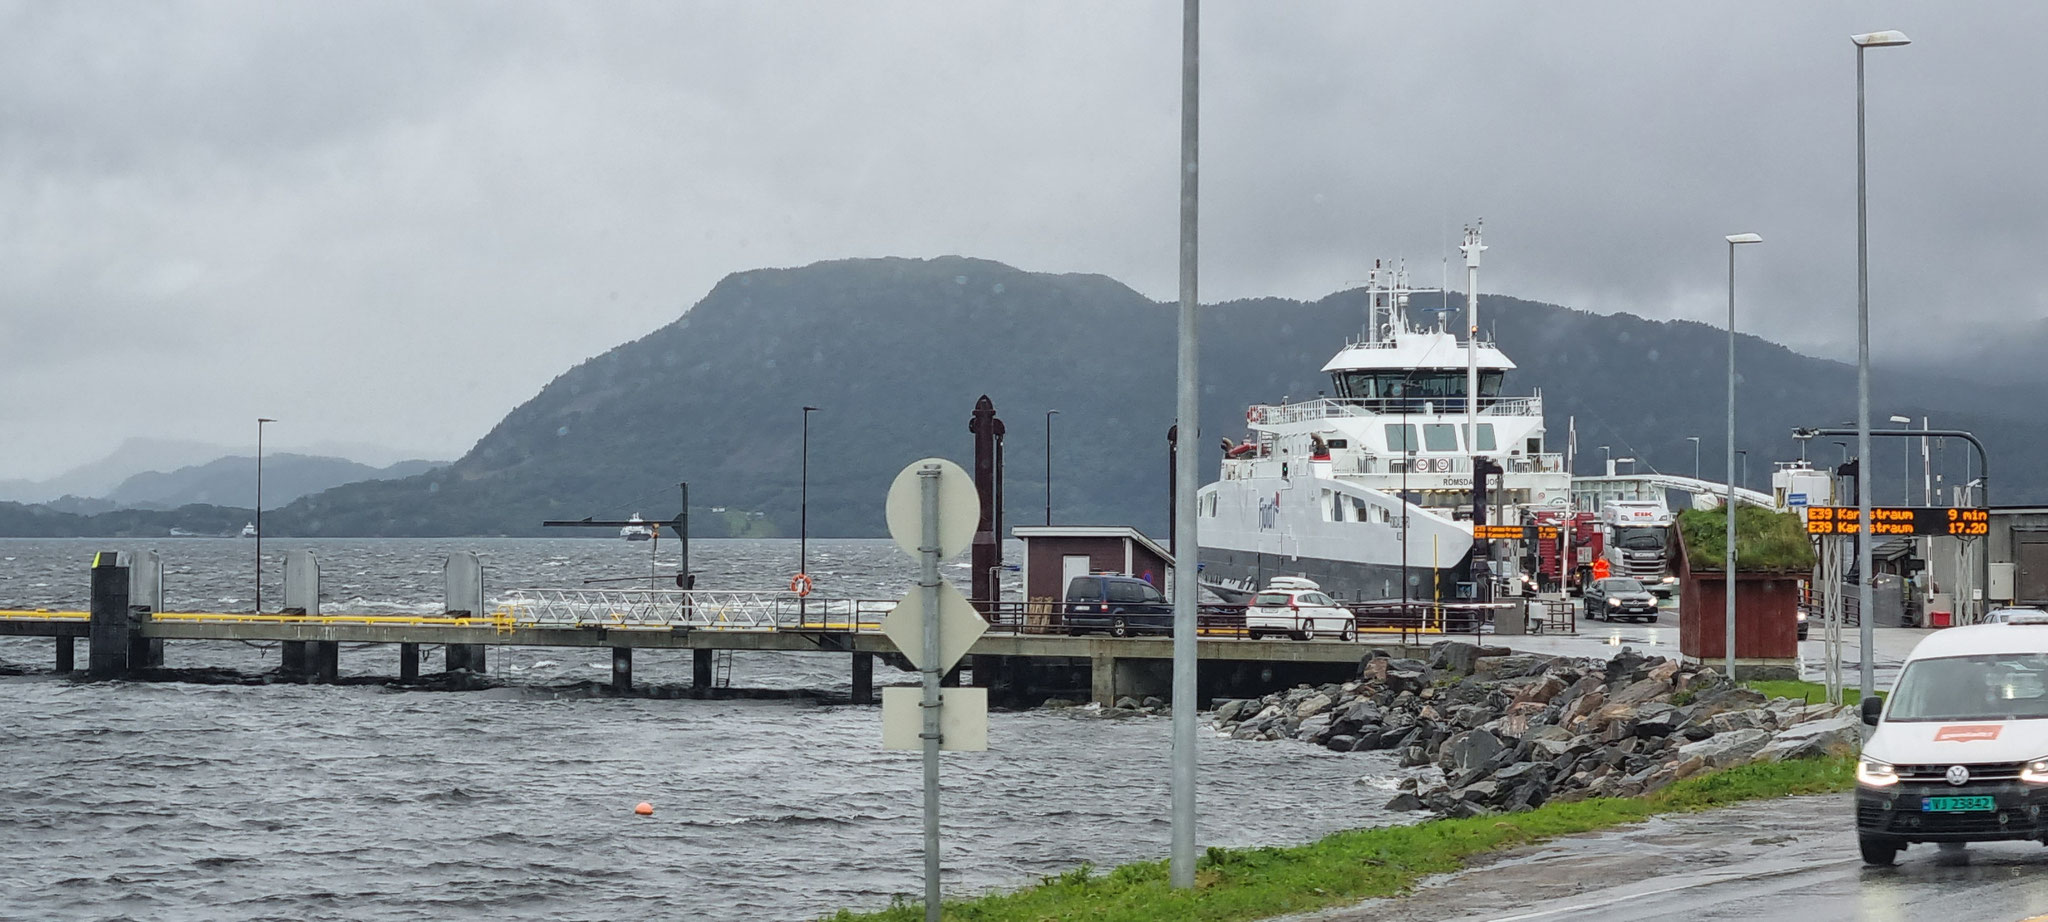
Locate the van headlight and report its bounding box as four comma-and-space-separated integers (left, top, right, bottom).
1857, 758, 1900, 787
2021, 758, 2048, 785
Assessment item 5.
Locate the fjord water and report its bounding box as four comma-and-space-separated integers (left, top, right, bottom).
0, 538, 1415, 921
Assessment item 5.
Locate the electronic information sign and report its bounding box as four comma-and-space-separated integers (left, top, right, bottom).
1473, 525, 1564, 541
1804, 506, 1989, 537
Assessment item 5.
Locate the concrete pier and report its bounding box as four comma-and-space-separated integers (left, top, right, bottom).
283, 550, 326, 682
399, 642, 420, 682
445, 552, 487, 674
612, 647, 632, 692
55, 636, 74, 673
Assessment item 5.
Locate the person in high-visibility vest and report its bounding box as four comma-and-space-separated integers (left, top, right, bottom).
1592, 557, 1612, 581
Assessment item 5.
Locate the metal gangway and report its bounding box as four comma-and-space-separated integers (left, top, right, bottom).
1573, 473, 1774, 513
496, 588, 892, 632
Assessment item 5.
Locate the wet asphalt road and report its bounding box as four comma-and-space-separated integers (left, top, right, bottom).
1277, 794, 2048, 922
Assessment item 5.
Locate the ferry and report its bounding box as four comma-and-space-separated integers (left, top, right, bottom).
1196, 225, 1572, 603
620, 514, 656, 541
240, 522, 257, 538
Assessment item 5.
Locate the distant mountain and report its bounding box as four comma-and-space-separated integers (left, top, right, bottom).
104, 454, 444, 509
0, 438, 230, 503
7, 256, 2041, 538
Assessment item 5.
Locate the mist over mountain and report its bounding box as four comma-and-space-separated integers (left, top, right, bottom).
106, 455, 443, 510
7, 256, 2040, 538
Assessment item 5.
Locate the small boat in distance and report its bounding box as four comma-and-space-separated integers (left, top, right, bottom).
240, 522, 258, 538
620, 514, 655, 541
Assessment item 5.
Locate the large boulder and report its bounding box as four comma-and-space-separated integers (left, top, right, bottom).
1608, 677, 1673, 707
1441, 729, 1506, 786
1213, 699, 1251, 724
1295, 693, 1335, 720
1756, 714, 1865, 762
1677, 728, 1773, 770
1431, 640, 1485, 676
1633, 702, 1680, 739
1681, 687, 1769, 725
1512, 674, 1569, 707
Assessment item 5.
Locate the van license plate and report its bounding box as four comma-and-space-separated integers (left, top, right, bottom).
1923, 796, 1995, 812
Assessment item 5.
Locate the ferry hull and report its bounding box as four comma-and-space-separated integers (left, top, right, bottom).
1197, 545, 1473, 605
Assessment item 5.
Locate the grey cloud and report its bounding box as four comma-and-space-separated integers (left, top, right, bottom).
0, 0, 2036, 479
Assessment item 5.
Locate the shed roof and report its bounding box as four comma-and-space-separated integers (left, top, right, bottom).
1011, 525, 1174, 564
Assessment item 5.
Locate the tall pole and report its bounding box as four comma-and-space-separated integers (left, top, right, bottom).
1725, 234, 1760, 678
1853, 29, 1909, 698
255, 417, 274, 613
1461, 223, 1484, 455
1169, 0, 1200, 890
1044, 410, 1059, 525
801, 406, 817, 577
1688, 436, 1701, 480
915, 464, 942, 922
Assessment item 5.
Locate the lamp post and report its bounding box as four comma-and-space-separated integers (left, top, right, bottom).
800, 406, 818, 580
1044, 410, 1059, 525
1725, 232, 1762, 679
1889, 415, 1912, 503
255, 417, 275, 613
1599, 445, 1611, 475
1737, 450, 1749, 488
1687, 436, 1701, 480
1855, 28, 1910, 700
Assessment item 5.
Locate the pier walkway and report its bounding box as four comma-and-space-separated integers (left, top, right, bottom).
3, 551, 1513, 707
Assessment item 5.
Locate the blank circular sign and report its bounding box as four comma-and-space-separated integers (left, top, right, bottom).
885, 457, 979, 559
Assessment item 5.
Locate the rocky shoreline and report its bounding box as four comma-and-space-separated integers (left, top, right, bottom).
1211, 642, 1863, 817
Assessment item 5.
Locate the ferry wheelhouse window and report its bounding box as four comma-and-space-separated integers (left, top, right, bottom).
1424, 424, 1458, 452
1385, 424, 1418, 452
1474, 424, 1496, 451
1332, 370, 1505, 401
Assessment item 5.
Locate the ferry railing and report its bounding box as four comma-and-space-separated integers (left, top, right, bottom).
1253, 396, 1544, 426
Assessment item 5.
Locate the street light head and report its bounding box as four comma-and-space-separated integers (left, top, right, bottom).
257, 417, 276, 423
802, 406, 819, 412
1852, 30, 1911, 47
1792, 427, 1816, 440
1889, 415, 1911, 424
1725, 233, 1763, 245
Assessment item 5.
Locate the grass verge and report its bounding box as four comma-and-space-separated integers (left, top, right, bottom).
1745, 679, 1883, 706
821, 756, 1853, 922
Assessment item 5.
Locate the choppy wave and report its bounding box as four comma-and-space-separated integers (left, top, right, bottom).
0, 537, 1428, 921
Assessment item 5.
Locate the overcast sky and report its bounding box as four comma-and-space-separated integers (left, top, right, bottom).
2, 1, 2036, 480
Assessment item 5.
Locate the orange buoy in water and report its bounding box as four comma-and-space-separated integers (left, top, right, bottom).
634, 802, 654, 816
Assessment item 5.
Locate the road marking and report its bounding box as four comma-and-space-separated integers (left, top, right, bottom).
1476, 857, 1858, 922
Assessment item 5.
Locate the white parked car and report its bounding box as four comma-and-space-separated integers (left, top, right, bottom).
1245, 578, 1357, 641
1983, 607, 2048, 625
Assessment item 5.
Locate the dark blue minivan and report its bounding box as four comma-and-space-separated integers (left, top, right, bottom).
1064, 574, 1173, 637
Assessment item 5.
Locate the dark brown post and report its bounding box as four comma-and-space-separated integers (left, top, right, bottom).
969, 395, 1006, 614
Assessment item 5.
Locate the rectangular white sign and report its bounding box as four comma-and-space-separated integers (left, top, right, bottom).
882, 686, 988, 752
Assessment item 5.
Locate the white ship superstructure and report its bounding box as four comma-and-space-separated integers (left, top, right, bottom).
1197, 226, 1571, 602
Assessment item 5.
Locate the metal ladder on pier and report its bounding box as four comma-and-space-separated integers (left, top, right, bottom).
712, 650, 735, 688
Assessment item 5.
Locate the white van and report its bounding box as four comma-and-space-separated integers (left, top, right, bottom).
1855, 617, 2048, 865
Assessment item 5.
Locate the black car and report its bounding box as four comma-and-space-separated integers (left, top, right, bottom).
1064, 575, 1173, 637
1585, 577, 1659, 623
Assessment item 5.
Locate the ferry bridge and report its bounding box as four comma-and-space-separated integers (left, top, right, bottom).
0, 550, 1529, 707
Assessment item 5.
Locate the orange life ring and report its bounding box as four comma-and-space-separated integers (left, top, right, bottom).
790, 572, 814, 597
